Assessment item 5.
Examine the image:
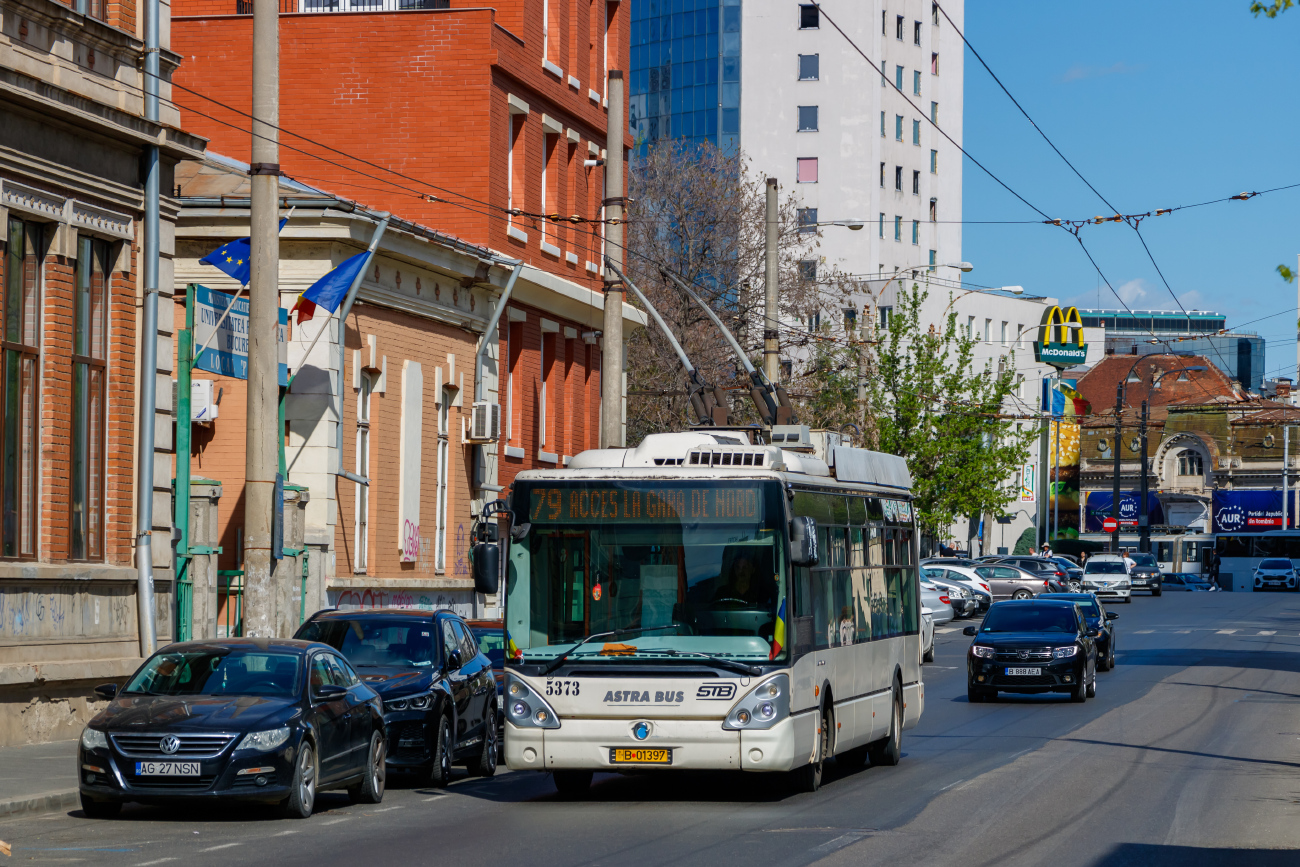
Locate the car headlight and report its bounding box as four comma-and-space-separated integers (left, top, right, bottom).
81, 727, 108, 751
504, 676, 560, 729
1053, 646, 1079, 659
385, 692, 433, 712
723, 675, 790, 731
970, 645, 995, 659
237, 726, 291, 752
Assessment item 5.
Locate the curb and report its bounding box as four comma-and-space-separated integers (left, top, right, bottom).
0, 790, 80, 821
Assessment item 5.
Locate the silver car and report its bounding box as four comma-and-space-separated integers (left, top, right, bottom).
920, 581, 955, 625
922, 569, 979, 618
921, 607, 936, 663
973, 563, 1053, 600
1083, 559, 1132, 603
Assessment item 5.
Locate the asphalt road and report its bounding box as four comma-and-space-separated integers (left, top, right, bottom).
3, 591, 1299, 866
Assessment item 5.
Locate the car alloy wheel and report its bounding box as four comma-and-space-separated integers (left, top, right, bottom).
430, 717, 454, 787
283, 741, 316, 818
350, 730, 387, 804
1013, 589, 1032, 600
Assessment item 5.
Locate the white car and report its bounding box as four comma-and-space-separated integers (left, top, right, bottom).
921, 607, 935, 663
929, 564, 994, 613
1082, 558, 1132, 603
1253, 558, 1298, 591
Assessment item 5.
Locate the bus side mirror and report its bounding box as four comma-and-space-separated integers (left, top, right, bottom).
790, 516, 819, 566
472, 542, 500, 595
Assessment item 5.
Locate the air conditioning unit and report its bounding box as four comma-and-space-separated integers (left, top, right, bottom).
468, 401, 501, 442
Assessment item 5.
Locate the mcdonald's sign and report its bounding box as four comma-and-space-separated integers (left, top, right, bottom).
1034, 305, 1088, 369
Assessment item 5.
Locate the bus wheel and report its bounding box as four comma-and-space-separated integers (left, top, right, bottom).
791, 707, 828, 793
552, 770, 592, 799
868, 685, 902, 767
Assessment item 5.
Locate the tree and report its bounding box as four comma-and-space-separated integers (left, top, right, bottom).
1250, 0, 1294, 16
624, 140, 818, 442
858, 281, 1035, 541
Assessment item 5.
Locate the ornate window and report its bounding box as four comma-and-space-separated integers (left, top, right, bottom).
1177, 449, 1203, 477
2, 218, 41, 559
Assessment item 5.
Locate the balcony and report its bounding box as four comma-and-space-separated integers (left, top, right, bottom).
232, 0, 449, 12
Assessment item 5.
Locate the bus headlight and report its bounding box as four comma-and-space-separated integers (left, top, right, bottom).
723, 675, 790, 731
504, 676, 560, 729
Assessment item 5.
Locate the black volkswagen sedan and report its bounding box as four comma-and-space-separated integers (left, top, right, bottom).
963, 600, 1098, 703
295, 608, 498, 786
78, 639, 385, 819
1040, 592, 1119, 671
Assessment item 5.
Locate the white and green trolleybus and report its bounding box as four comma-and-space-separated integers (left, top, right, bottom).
484, 428, 924, 795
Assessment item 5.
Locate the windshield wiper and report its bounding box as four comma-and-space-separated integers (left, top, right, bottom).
654, 649, 762, 676
540, 625, 679, 676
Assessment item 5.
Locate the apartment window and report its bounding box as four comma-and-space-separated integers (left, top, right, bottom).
929, 249, 937, 271
880, 111, 886, 137
879, 306, 893, 330
879, 213, 886, 238
541, 132, 559, 247
911, 220, 919, 245
798, 260, 817, 282
507, 320, 522, 445
508, 115, 526, 232
895, 114, 903, 140
798, 105, 819, 131
882, 10, 887, 34
984, 319, 993, 342
932, 52, 939, 74
932, 2, 939, 25
1178, 450, 1204, 477
914, 69, 922, 95
894, 165, 902, 190
354, 370, 372, 572
799, 4, 818, 28
895, 65, 903, 90
912, 170, 920, 194
798, 54, 819, 80
931, 101, 938, 124
929, 197, 937, 221
880, 59, 887, 87
913, 119, 921, 145
896, 14, 904, 39
797, 157, 818, 183
1001, 321, 1009, 345
2, 218, 39, 559
914, 20, 922, 45
880, 162, 886, 187
894, 215, 902, 241
435, 385, 452, 571
930, 149, 938, 173
71, 236, 109, 561
967, 316, 976, 338
1017, 324, 1025, 349
798, 208, 818, 233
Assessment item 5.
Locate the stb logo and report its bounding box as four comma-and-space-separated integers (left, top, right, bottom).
159, 735, 181, 755
1034, 306, 1088, 370
696, 683, 736, 701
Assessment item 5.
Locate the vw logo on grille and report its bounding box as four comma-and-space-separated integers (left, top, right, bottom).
159, 735, 181, 755
1017, 650, 1029, 660
632, 721, 650, 741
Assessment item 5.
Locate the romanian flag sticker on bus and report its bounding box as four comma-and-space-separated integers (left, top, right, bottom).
506, 629, 523, 661
770, 598, 787, 660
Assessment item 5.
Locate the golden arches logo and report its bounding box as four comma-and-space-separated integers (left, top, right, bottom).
1039, 305, 1085, 347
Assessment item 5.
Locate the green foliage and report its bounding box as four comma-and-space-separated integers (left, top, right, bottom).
799, 328, 862, 434
1251, 0, 1294, 16
863, 283, 1035, 540
1277, 264, 1295, 283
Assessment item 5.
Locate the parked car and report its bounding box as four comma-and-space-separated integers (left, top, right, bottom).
1163, 572, 1219, 592
1126, 552, 1163, 596
929, 564, 994, 612
920, 581, 955, 626
78, 639, 385, 819
994, 556, 1071, 588
295, 608, 498, 786
921, 607, 936, 663
1082, 556, 1132, 603
973, 563, 1056, 600
1050, 557, 1084, 590
921, 557, 981, 569
923, 569, 979, 618
1252, 558, 1298, 592
466, 619, 505, 736
963, 599, 1098, 703
1039, 592, 1119, 670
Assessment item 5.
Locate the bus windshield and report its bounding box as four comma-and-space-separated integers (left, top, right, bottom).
506, 480, 788, 662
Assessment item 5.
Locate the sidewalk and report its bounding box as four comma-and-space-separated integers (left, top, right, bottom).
0, 740, 80, 820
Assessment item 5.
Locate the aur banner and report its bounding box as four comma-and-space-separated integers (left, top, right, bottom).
1211, 489, 1298, 533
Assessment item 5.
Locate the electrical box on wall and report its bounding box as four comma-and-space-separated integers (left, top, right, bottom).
192, 379, 219, 423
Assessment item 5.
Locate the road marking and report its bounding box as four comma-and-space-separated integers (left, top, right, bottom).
136, 859, 177, 867
272, 830, 300, 837
939, 778, 966, 791
811, 831, 870, 854
1259, 630, 1277, 636
1135, 630, 1154, 634
1217, 629, 1237, 634
319, 817, 351, 826
370, 805, 404, 813
1175, 630, 1191, 634
422, 796, 446, 802
199, 844, 242, 853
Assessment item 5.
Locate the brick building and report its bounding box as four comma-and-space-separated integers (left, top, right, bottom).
0, 0, 204, 744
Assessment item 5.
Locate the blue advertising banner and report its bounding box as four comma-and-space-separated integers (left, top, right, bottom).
192, 284, 288, 386
1211, 489, 1298, 533
1083, 491, 1164, 532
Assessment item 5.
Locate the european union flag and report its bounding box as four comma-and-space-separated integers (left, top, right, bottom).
198, 218, 288, 285
291, 251, 371, 324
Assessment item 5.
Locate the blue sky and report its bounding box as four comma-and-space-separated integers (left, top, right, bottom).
961, 1, 1300, 381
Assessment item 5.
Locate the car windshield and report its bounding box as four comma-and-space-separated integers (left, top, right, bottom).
124, 649, 301, 697
980, 605, 1078, 634
470, 627, 505, 666
1259, 559, 1293, 569
1086, 562, 1127, 574
296, 618, 435, 667
1129, 553, 1157, 567
1041, 595, 1100, 616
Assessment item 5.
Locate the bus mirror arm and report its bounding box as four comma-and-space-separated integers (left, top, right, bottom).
510, 523, 532, 542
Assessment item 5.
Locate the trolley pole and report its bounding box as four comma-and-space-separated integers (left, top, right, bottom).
244, 0, 281, 637
600, 70, 625, 448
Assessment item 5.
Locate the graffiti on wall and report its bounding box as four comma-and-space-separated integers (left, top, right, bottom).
328, 589, 473, 617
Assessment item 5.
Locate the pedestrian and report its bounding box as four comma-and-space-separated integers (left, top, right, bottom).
1208, 549, 1221, 585
1122, 548, 1136, 573
1079, 550, 1089, 568
1040, 542, 1053, 558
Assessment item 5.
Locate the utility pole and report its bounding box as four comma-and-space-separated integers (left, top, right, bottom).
1138, 399, 1150, 554
244, 0, 281, 637
1110, 380, 1123, 553
1285, 426, 1290, 531
763, 177, 779, 383
1036, 377, 1050, 550
600, 70, 625, 449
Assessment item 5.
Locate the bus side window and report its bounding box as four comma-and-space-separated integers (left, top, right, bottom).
812, 569, 833, 650
853, 570, 872, 643
793, 566, 814, 656
867, 525, 883, 567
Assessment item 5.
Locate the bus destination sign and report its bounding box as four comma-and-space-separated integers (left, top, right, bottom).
529, 486, 763, 524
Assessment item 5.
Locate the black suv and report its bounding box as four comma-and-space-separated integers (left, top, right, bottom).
296, 609, 498, 785
1125, 552, 1163, 596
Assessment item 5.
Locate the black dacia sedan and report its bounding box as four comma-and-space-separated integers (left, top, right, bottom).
964, 600, 1098, 703
295, 608, 498, 786
78, 639, 385, 819
1039, 592, 1119, 671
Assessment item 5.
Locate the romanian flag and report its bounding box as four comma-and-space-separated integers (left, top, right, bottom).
769, 598, 787, 660
291, 251, 371, 325
1051, 383, 1091, 418
506, 629, 523, 661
